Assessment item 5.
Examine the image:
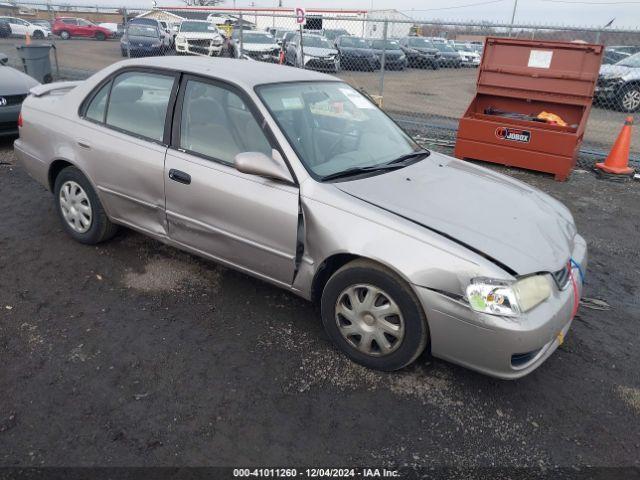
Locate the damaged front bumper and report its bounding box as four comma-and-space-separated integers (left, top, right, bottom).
414, 234, 588, 379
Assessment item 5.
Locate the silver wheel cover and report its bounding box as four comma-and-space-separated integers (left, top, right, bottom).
59, 180, 93, 234
335, 284, 405, 357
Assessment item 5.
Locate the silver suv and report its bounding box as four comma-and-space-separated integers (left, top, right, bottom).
596, 52, 640, 112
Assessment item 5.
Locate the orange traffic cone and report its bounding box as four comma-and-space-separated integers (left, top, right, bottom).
596, 116, 635, 175
25, 32, 31, 45
279, 50, 285, 65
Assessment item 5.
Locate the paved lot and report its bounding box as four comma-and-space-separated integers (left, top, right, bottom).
1, 37, 636, 155
1, 136, 639, 468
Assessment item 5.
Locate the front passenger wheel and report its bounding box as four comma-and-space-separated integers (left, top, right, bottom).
321, 259, 429, 371
59, 30, 70, 40
54, 166, 118, 244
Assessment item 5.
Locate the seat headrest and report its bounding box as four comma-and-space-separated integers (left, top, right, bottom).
110, 85, 143, 104
188, 97, 225, 125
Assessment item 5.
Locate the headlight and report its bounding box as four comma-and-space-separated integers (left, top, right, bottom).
399, 54, 406, 60
176, 36, 186, 44
466, 275, 551, 317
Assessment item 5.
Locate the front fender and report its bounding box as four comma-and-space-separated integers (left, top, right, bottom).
292, 181, 512, 300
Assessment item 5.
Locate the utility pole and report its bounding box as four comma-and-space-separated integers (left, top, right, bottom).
508, 0, 518, 37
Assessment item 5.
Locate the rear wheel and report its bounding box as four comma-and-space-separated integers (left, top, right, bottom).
618, 84, 640, 112
321, 259, 429, 371
54, 166, 118, 245
95, 31, 106, 41
59, 30, 70, 40
32, 30, 44, 39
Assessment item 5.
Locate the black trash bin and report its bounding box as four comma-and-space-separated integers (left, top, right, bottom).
16, 44, 54, 84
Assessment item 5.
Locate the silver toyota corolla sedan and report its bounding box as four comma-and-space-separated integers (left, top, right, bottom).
14, 57, 587, 379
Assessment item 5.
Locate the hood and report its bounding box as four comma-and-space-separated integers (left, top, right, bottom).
340, 47, 374, 57
242, 43, 279, 52
408, 47, 438, 55
334, 153, 576, 275
0, 66, 39, 96
304, 46, 338, 57
599, 63, 635, 79
177, 31, 222, 40
371, 48, 403, 56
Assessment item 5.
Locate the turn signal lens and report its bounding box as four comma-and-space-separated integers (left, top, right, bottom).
17, 112, 23, 128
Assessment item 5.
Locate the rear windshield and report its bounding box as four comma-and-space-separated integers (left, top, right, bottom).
128, 25, 158, 37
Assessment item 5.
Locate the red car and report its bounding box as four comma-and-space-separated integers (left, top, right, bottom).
52, 17, 113, 41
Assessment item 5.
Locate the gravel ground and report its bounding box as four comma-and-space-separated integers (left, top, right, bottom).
0, 136, 639, 469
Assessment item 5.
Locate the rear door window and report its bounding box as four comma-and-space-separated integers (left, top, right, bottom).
85, 81, 111, 123
105, 71, 175, 142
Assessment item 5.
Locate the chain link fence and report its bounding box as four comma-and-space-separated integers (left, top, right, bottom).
2, 2, 640, 166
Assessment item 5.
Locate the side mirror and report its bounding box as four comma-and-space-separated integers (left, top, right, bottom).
0, 54, 8, 66
234, 150, 294, 184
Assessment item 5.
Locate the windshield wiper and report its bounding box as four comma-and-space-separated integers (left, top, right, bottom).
321, 164, 406, 181
384, 149, 430, 165
321, 150, 430, 182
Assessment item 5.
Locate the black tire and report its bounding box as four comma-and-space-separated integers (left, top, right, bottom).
59, 30, 70, 40
617, 84, 640, 113
53, 166, 118, 245
32, 30, 44, 39
320, 259, 429, 371
95, 31, 106, 41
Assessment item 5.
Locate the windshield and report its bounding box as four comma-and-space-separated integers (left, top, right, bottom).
240, 32, 276, 44
433, 43, 455, 52
370, 39, 400, 49
128, 25, 158, 38
258, 82, 422, 180
180, 21, 218, 33
301, 35, 333, 49
617, 52, 640, 67
339, 37, 369, 48
408, 37, 433, 48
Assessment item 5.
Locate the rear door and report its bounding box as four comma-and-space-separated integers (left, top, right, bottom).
164, 75, 300, 286
77, 68, 178, 237
8, 18, 27, 36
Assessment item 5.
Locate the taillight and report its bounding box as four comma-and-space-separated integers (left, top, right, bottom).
17, 112, 23, 128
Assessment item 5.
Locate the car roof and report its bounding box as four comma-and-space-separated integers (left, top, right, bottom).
119, 57, 336, 88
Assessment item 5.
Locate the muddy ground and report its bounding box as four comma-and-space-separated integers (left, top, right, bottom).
0, 136, 639, 469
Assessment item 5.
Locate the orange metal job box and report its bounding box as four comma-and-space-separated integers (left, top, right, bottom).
454, 37, 603, 181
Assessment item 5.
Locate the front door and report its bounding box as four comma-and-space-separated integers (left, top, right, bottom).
77, 69, 178, 237
164, 76, 299, 286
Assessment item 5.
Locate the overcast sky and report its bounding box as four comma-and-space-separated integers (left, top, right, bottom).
48, 0, 640, 28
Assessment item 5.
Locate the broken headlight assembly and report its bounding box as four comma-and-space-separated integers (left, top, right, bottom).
466, 275, 552, 317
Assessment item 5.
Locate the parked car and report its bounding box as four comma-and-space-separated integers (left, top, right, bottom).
335, 36, 379, 71
323, 28, 350, 42
0, 53, 39, 137
596, 53, 640, 112
175, 20, 224, 57
431, 42, 463, 68
0, 19, 11, 39
366, 38, 408, 70
53, 17, 113, 40
603, 48, 630, 65
0, 16, 50, 39
120, 23, 170, 57
127, 18, 173, 46
452, 42, 480, 67
14, 57, 587, 378
398, 37, 440, 69
279, 30, 296, 49
31, 20, 53, 31
99, 22, 124, 38
285, 33, 340, 72
228, 30, 280, 62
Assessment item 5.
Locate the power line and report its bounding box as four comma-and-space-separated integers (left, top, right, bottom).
400, 0, 506, 12
540, 0, 640, 4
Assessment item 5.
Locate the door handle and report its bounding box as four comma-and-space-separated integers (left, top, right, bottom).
77, 140, 91, 150
168, 169, 191, 185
